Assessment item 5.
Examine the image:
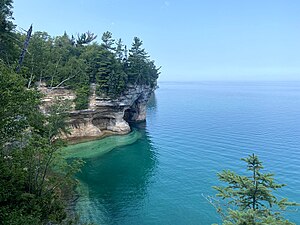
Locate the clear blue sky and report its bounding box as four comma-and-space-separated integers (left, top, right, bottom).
13, 0, 300, 81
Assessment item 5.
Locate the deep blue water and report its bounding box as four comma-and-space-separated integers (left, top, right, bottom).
74, 81, 300, 224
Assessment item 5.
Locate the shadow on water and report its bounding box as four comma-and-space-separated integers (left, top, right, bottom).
75, 122, 158, 224
147, 93, 157, 111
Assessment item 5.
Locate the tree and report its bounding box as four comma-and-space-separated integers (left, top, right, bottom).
127, 37, 147, 84
20, 31, 53, 87
76, 31, 97, 46
211, 154, 299, 225
129, 37, 148, 60
0, 61, 41, 147
101, 31, 115, 51
0, 0, 18, 64
0, 62, 84, 224
81, 43, 102, 83
74, 85, 90, 110
115, 38, 124, 62
126, 37, 160, 87
95, 48, 112, 92
106, 62, 128, 97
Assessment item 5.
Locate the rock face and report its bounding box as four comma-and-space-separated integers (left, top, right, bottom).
40, 84, 155, 143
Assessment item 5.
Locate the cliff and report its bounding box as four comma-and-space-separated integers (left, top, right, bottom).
40, 84, 155, 143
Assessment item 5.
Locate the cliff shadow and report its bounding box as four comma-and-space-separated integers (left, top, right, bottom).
76, 124, 158, 224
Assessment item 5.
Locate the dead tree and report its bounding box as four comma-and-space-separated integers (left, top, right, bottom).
16, 24, 33, 73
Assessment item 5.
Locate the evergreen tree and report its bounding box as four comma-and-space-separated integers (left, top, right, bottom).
115, 38, 124, 62
212, 154, 299, 225
95, 47, 115, 93
101, 31, 115, 51
0, 0, 17, 64
127, 37, 160, 86
129, 37, 148, 60
124, 45, 128, 61
128, 37, 148, 84
81, 43, 102, 83
106, 62, 128, 97
76, 31, 97, 46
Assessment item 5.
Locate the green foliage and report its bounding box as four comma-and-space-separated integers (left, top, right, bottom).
212, 154, 299, 225
18, 29, 159, 101
101, 31, 115, 51
21, 31, 53, 87
75, 86, 90, 110
2, 2, 160, 104
220, 209, 297, 225
127, 37, 160, 86
0, 61, 41, 146
76, 31, 97, 46
115, 38, 124, 61
106, 64, 128, 98
95, 46, 116, 93
0, 63, 85, 224
0, 0, 18, 64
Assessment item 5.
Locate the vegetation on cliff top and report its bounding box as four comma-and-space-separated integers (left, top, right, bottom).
2, 0, 160, 110
23, 31, 160, 109
1, 0, 160, 109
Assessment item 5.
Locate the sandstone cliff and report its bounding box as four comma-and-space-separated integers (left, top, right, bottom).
40, 84, 155, 143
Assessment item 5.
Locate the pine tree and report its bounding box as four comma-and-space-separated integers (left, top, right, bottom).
95, 48, 115, 93
128, 37, 148, 84
115, 38, 124, 62
212, 154, 299, 225
106, 62, 128, 97
76, 31, 97, 46
0, 0, 17, 64
101, 31, 115, 51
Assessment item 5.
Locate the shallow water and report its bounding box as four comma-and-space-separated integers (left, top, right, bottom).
63, 129, 142, 159
69, 81, 300, 224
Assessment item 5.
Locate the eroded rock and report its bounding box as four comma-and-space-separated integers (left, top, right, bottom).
40, 84, 155, 143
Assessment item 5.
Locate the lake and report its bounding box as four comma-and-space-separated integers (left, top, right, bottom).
68, 81, 300, 224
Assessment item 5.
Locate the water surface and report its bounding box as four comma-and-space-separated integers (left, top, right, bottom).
70, 82, 300, 224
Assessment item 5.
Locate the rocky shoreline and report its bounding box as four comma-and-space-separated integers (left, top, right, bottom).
40, 83, 155, 144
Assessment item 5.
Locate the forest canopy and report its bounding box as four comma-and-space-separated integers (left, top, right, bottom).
20, 31, 159, 93
1, 1, 160, 109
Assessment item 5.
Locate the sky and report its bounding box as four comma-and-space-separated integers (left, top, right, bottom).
13, 0, 300, 81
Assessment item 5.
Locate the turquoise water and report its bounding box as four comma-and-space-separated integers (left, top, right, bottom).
71, 82, 300, 224
63, 129, 142, 159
